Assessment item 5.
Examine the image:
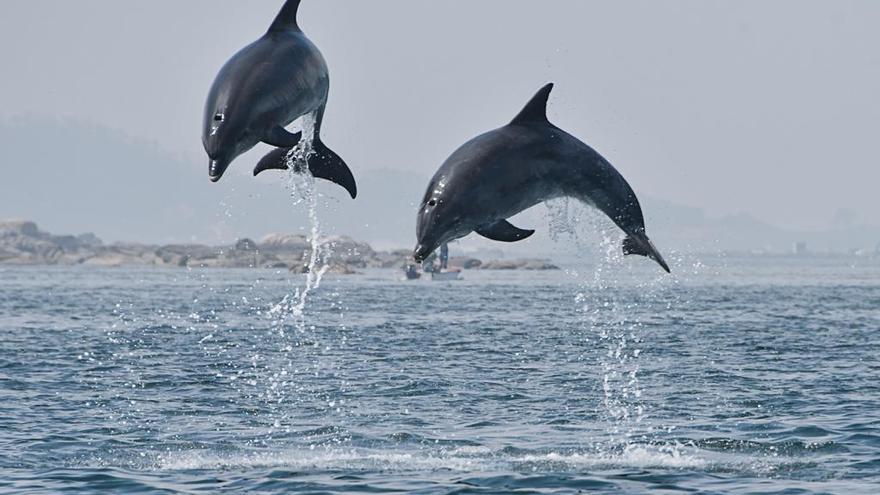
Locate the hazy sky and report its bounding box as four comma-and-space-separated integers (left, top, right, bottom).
1, 0, 879, 233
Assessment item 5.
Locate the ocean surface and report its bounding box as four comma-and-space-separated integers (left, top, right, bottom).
1, 255, 879, 494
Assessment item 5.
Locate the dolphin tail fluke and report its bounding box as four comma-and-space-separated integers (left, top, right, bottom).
623, 234, 671, 273
253, 143, 357, 199
308, 138, 358, 199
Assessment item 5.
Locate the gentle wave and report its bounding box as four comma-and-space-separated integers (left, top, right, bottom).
154, 443, 808, 475
2, 261, 879, 493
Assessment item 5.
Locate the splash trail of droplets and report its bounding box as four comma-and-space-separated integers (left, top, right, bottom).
268, 114, 331, 334
546, 198, 679, 455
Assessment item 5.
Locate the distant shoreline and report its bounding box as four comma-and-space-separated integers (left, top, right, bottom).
3, 220, 877, 273
0, 220, 560, 273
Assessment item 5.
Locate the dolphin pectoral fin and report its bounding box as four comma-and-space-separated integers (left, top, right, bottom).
263, 126, 303, 148
623, 235, 671, 273
254, 147, 295, 176
476, 220, 535, 243
308, 138, 358, 199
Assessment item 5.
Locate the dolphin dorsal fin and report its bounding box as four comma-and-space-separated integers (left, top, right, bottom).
510, 83, 554, 125
268, 0, 302, 32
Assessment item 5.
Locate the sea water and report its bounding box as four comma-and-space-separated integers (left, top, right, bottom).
1, 253, 879, 493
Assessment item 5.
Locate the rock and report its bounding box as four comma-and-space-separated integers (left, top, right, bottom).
0, 248, 18, 262
449, 256, 482, 269
155, 244, 218, 267
289, 263, 310, 274
82, 254, 130, 267
0, 219, 562, 272
53, 235, 84, 251
289, 262, 357, 275
480, 259, 560, 271
0, 220, 40, 237
326, 236, 376, 268
326, 264, 358, 275
77, 233, 103, 248
260, 233, 310, 252
479, 259, 519, 270
520, 259, 560, 270
370, 249, 413, 268
0, 221, 98, 264
234, 238, 257, 251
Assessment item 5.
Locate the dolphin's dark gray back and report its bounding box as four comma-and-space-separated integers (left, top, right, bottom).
202, 0, 356, 197
421, 84, 670, 272
511, 85, 668, 271
506, 84, 647, 236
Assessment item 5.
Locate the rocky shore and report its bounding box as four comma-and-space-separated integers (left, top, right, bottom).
0, 221, 558, 273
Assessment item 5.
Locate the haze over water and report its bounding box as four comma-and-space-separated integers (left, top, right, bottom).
2, 1, 880, 244
2, 2, 879, 494
2, 253, 878, 494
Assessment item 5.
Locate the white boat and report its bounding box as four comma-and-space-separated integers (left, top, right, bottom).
429, 244, 462, 280
431, 269, 461, 281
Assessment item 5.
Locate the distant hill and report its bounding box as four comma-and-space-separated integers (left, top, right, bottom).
0, 117, 422, 247
2, 119, 878, 255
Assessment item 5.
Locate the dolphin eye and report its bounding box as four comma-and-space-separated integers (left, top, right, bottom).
428, 199, 437, 207
213, 113, 225, 123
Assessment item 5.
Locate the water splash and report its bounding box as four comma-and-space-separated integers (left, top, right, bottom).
258, 113, 339, 431
546, 199, 658, 447
267, 179, 331, 334
267, 113, 332, 334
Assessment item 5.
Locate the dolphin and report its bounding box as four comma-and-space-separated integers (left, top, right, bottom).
202, 0, 356, 198
414, 83, 670, 273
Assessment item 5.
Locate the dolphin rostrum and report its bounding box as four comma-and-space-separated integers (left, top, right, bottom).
414, 83, 670, 273
202, 0, 356, 198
